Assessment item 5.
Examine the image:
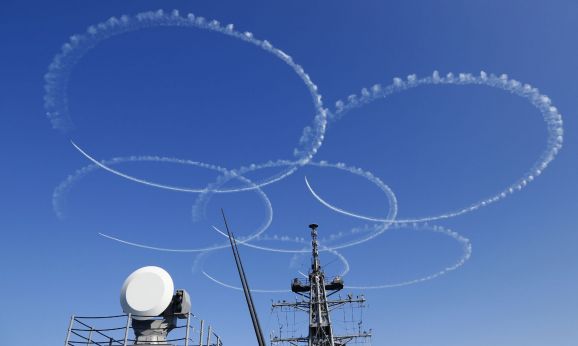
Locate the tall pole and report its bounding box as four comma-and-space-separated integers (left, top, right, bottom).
123, 314, 131, 346
310, 224, 320, 272
64, 315, 75, 346
185, 313, 191, 346
221, 209, 267, 346
199, 320, 205, 346
206, 325, 212, 346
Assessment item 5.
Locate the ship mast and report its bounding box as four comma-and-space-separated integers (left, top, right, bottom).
271, 224, 372, 346
308, 224, 335, 346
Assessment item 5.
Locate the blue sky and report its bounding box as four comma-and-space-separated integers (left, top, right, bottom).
1, 1, 577, 345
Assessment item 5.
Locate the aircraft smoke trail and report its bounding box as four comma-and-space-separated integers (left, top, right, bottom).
53, 150, 274, 252
304, 176, 390, 223
199, 229, 351, 293
202, 270, 289, 293
45, 9, 328, 191
210, 226, 351, 276
208, 223, 470, 291
70, 141, 301, 195
53, 154, 234, 218
67, 143, 400, 249
192, 160, 398, 241
47, 12, 559, 292
69, 141, 232, 193
347, 223, 472, 289
324, 71, 564, 222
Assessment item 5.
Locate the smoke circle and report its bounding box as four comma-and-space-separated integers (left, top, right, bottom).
327, 71, 564, 222
193, 159, 399, 252
196, 235, 351, 293
53, 154, 274, 252
346, 223, 472, 289
44, 9, 328, 191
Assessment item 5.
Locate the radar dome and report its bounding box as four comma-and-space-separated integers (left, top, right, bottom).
120, 266, 174, 320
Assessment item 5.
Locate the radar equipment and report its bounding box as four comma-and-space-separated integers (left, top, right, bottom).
271, 224, 372, 346
64, 266, 222, 346
120, 266, 192, 344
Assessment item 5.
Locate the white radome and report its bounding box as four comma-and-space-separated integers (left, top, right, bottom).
120, 266, 174, 320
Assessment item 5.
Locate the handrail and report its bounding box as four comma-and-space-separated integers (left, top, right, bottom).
64, 313, 222, 346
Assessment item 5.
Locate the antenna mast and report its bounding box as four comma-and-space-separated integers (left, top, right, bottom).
271, 224, 372, 346
221, 209, 267, 346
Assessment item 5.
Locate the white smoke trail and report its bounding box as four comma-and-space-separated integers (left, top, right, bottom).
199, 229, 351, 293
326, 71, 564, 222
202, 270, 289, 293
347, 223, 472, 289
66, 144, 400, 248
304, 176, 389, 223
210, 226, 351, 277
207, 223, 470, 291
53, 153, 235, 218
192, 160, 399, 245
53, 151, 274, 252
45, 9, 328, 191
70, 140, 301, 195
70, 141, 226, 193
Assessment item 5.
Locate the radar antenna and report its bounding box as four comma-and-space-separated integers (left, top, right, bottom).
271, 224, 372, 346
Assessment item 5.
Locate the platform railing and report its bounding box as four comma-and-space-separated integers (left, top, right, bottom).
64, 313, 223, 346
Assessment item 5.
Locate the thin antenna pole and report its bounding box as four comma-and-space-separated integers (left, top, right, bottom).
64, 315, 74, 346
199, 320, 205, 346
221, 209, 267, 346
185, 313, 191, 346
123, 314, 131, 346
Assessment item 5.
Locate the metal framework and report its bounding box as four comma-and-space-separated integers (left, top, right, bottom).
64, 313, 223, 346
271, 225, 372, 346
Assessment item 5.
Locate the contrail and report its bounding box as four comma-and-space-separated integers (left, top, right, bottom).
347, 223, 472, 290
96, 176, 273, 251
192, 160, 399, 247
45, 9, 328, 191
70, 141, 222, 193
211, 226, 350, 276
208, 223, 470, 291
63, 148, 399, 252
53, 150, 275, 252
324, 71, 563, 222
199, 228, 351, 293
304, 176, 391, 223
46, 10, 561, 294
202, 270, 289, 293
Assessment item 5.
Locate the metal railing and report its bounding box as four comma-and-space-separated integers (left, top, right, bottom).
64, 313, 223, 346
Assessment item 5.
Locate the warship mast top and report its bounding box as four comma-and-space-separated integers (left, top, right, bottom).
272, 224, 372, 346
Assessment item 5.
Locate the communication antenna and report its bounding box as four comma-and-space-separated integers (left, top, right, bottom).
221, 209, 267, 346
271, 224, 372, 346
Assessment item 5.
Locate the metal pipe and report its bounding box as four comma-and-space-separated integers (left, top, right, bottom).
185, 313, 191, 346
87, 327, 93, 345
64, 315, 75, 346
221, 209, 266, 346
206, 325, 212, 346
123, 314, 131, 346
199, 320, 205, 346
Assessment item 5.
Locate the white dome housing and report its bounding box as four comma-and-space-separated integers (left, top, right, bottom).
120, 266, 174, 320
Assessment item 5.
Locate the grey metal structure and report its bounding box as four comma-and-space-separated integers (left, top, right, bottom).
64, 313, 223, 346
271, 224, 372, 346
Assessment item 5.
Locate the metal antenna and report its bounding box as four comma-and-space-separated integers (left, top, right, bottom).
221, 209, 267, 346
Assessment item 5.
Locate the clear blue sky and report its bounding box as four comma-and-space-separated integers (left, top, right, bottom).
1, 1, 577, 345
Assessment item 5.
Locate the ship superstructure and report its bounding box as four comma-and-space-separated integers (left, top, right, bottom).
271, 224, 372, 346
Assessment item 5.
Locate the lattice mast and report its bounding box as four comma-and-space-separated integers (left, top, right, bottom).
271, 224, 371, 346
